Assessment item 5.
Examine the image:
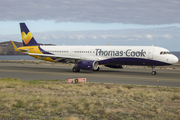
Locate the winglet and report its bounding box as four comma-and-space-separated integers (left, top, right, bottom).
11, 40, 19, 52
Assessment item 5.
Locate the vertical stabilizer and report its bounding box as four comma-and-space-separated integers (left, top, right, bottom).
20, 23, 39, 46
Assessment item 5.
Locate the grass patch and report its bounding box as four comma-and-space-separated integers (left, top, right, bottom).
0, 78, 180, 120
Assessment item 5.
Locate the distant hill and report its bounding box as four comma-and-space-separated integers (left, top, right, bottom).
0, 41, 23, 55
0, 41, 55, 55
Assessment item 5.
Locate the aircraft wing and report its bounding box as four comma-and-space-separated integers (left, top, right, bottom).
28, 53, 103, 62
28, 53, 81, 61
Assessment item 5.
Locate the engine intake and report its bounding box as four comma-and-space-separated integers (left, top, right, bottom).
77, 61, 99, 70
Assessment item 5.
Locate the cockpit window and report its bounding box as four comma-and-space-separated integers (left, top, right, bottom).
168, 52, 172, 54
164, 52, 167, 54
160, 51, 172, 55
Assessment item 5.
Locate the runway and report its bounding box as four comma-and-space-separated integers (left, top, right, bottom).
0, 63, 180, 87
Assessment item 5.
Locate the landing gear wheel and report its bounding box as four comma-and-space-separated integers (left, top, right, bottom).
151, 66, 157, 75
151, 71, 157, 75
93, 67, 100, 71
72, 67, 80, 72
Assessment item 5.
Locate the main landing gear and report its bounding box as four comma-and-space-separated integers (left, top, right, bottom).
93, 67, 100, 71
72, 67, 80, 72
151, 66, 157, 75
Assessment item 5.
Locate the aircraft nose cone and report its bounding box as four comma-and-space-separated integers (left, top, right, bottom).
171, 55, 179, 64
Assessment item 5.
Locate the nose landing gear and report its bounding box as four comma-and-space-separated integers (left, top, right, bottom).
151, 66, 157, 75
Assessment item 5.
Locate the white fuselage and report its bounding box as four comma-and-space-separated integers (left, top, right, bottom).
39, 45, 178, 66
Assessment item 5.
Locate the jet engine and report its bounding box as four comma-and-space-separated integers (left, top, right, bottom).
77, 61, 99, 70
105, 64, 126, 69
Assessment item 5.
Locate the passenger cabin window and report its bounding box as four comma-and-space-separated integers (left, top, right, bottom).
160, 51, 172, 55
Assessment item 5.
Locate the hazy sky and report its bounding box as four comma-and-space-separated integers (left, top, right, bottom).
0, 0, 180, 51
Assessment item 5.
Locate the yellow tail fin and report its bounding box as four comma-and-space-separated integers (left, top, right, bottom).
11, 40, 19, 52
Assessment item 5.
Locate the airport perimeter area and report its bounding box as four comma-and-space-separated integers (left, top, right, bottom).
0, 78, 180, 120
0, 60, 180, 119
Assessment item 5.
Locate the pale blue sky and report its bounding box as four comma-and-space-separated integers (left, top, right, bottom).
1, 20, 180, 35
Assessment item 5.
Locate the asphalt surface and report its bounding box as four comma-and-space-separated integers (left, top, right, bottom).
0, 63, 180, 87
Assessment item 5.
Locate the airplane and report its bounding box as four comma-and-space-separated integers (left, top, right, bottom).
11, 23, 179, 75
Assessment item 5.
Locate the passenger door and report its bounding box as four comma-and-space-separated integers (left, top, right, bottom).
148, 48, 154, 59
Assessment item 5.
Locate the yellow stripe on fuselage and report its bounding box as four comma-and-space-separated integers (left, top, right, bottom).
18, 46, 54, 62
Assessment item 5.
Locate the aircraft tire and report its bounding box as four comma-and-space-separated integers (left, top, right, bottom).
151, 71, 157, 75
72, 67, 80, 72
93, 67, 100, 71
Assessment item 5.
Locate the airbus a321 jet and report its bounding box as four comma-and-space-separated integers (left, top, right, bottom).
11, 23, 179, 75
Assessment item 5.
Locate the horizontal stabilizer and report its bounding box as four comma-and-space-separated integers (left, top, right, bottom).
19, 49, 29, 53
11, 40, 19, 52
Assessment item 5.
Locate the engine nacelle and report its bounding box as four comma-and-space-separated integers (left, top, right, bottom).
77, 61, 99, 70
105, 64, 126, 69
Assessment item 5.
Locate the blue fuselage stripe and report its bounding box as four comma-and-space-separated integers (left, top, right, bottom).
98, 57, 171, 66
